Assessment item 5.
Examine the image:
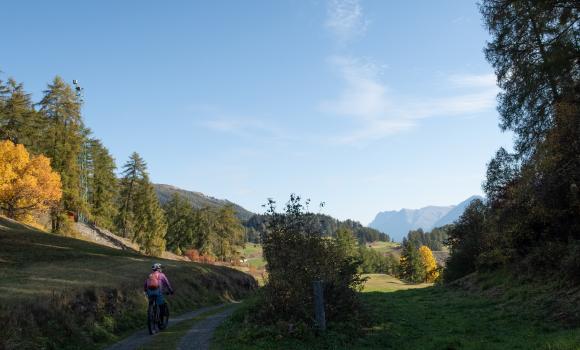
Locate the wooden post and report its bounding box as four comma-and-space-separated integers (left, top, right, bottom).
313, 280, 326, 331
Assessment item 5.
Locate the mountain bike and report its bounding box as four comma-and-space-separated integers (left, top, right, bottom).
147, 292, 170, 335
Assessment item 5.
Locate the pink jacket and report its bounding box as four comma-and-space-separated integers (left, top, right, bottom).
144, 271, 173, 293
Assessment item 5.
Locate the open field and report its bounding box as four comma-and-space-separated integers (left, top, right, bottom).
0, 217, 256, 350
362, 273, 432, 292
365, 240, 400, 253
240, 244, 266, 269
238, 241, 402, 269
213, 273, 580, 350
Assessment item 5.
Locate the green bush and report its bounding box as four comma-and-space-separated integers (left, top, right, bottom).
254, 195, 365, 334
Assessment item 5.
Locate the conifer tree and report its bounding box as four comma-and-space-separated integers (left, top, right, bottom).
115, 152, 166, 256
38, 76, 85, 231
132, 177, 167, 256
195, 207, 216, 256
213, 205, 245, 261
163, 193, 196, 254
336, 227, 358, 258
116, 152, 147, 236
0, 79, 44, 151
399, 239, 425, 283
480, 0, 579, 158
87, 139, 118, 229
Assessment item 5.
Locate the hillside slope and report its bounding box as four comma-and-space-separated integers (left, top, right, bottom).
0, 217, 256, 350
154, 184, 254, 221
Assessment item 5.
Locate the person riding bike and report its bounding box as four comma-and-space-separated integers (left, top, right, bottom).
144, 263, 174, 307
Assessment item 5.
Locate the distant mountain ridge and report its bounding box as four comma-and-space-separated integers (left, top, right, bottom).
154, 184, 255, 221
369, 195, 484, 242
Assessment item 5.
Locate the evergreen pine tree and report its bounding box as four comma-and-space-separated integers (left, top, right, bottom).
336, 227, 358, 258
163, 193, 196, 254
213, 205, 245, 261
38, 76, 85, 231
132, 176, 167, 256
115, 152, 166, 256
87, 139, 118, 229
399, 239, 426, 283
116, 152, 147, 237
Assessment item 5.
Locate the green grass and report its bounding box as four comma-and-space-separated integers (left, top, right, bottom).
358, 285, 580, 350
213, 273, 580, 350
365, 241, 401, 258
137, 305, 231, 350
238, 242, 405, 272
0, 217, 256, 350
362, 273, 432, 292
239, 244, 266, 269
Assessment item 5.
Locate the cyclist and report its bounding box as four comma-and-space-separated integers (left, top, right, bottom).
144, 263, 174, 308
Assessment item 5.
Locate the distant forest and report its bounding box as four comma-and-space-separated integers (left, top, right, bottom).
244, 213, 391, 244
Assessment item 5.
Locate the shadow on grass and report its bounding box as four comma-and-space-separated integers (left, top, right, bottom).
359, 286, 580, 350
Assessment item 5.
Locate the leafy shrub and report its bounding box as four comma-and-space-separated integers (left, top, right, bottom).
253, 195, 365, 334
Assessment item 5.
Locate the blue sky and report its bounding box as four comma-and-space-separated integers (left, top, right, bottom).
3, 0, 513, 224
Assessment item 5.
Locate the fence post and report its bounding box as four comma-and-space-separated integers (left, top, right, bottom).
313, 280, 326, 332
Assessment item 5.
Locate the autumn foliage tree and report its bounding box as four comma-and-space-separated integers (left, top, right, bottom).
0, 140, 62, 221
418, 245, 439, 282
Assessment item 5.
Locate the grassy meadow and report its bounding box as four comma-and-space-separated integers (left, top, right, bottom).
365, 241, 401, 256
240, 244, 266, 269
361, 273, 431, 292
237, 241, 402, 271
213, 273, 580, 350
0, 217, 256, 350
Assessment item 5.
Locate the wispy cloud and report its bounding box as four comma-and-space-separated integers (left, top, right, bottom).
320, 56, 499, 143
325, 0, 368, 43
201, 114, 296, 144
448, 73, 496, 88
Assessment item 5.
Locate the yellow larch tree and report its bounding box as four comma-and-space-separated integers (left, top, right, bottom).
0, 140, 62, 221
418, 245, 439, 282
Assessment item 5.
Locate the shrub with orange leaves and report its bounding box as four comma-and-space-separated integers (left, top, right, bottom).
0, 140, 62, 221
183, 249, 216, 264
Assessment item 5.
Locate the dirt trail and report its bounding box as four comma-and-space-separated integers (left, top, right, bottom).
176, 306, 238, 350
105, 303, 228, 350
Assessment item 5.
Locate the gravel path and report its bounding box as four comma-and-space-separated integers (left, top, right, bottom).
176, 305, 238, 350
105, 303, 228, 350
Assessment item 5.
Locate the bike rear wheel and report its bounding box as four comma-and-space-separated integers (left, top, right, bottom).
147, 300, 159, 335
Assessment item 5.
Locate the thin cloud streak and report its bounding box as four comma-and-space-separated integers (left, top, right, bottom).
325, 0, 368, 43
201, 116, 296, 144
320, 56, 499, 143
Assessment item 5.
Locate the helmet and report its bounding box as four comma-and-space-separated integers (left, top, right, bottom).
152, 263, 162, 271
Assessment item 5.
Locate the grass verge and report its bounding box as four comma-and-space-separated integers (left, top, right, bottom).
0, 217, 257, 350
212, 273, 580, 350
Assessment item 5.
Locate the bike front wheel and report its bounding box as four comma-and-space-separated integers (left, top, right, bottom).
158, 303, 170, 330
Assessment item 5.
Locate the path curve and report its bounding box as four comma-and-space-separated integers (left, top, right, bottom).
176, 305, 238, 350
105, 303, 228, 350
